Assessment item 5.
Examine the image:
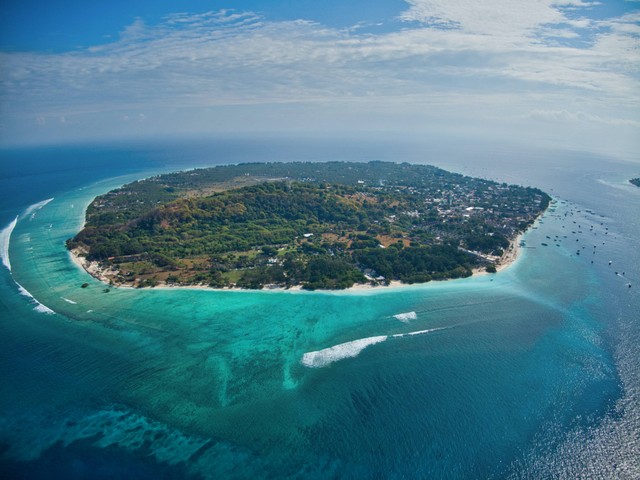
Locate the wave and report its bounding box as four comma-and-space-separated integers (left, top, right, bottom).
15, 282, 55, 315
302, 326, 451, 368
393, 311, 417, 323
1, 198, 54, 272
62, 297, 77, 304
392, 326, 449, 338
301, 336, 388, 368
22, 198, 54, 220
0, 216, 18, 271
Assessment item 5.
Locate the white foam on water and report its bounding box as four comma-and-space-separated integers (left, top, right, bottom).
0, 199, 54, 272
62, 297, 77, 304
34, 304, 55, 314
0, 216, 18, 271
301, 335, 388, 368
302, 326, 452, 368
15, 282, 55, 315
16, 283, 28, 297
407, 328, 439, 336
393, 311, 417, 323
393, 326, 448, 338
22, 198, 54, 220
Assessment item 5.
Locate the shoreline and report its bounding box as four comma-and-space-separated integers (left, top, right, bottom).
471, 232, 523, 277
68, 231, 524, 294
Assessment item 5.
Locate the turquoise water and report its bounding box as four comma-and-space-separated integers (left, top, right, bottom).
1, 141, 638, 479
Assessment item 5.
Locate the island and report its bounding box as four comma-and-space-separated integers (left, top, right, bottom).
630, 178, 640, 187
67, 161, 550, 290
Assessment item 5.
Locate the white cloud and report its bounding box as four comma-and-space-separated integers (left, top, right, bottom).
399, 0, 565, 35
397, 0, 605, 42
524, 109, 640, 127
0, 5, 638, 154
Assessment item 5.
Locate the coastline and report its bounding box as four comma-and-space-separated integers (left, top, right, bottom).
471, 232, 523, 277
64, 159, 547, 294
68, 231, 523, 293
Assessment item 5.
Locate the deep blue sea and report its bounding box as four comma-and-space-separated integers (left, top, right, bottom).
1, 138, 638, 479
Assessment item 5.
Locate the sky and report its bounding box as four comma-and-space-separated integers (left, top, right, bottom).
0, 1, 638, 157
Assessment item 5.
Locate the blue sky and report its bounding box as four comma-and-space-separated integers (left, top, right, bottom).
0, 1, 408, 51
1, 1, 638, 157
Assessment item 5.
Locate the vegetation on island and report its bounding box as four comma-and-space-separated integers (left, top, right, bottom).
67, 161, 550, 290
630, 178, 640, 188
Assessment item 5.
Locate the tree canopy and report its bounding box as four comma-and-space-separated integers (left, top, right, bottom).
67, 161, 550, 289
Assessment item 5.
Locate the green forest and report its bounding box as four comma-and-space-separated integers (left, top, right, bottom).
67, 161, 550, 290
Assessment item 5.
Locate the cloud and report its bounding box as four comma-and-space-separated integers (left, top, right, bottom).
397, 0, 605, 43
523, 109, 640, 127
0, 5, 638, 152
400, 0, 565, 34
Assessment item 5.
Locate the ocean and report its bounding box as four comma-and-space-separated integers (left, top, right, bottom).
0, 138, 638, 479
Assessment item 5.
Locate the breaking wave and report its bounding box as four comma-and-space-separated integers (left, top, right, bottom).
392, 327, 449, 338
393, 311, 417, 322
301, 336, 388, 368
62, 297, 77, 304
0, 216, 18, 271
16, 282, 55, 315
1, 199, 54, 272
302, 326, 451, 368
23, 198, 54, 220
